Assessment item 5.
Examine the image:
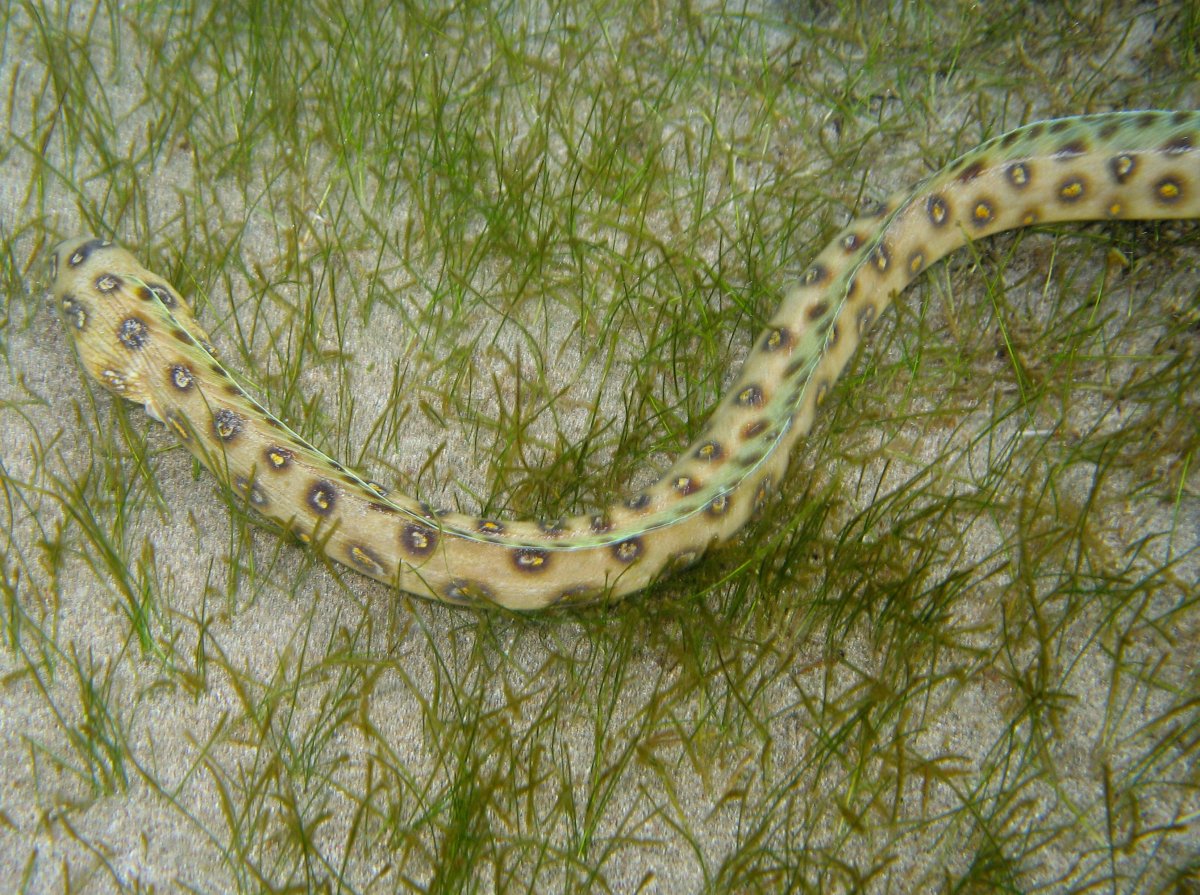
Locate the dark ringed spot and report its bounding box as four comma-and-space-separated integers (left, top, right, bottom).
1049, 120, 1070, 135
840, 233, 862, 252
611, 537, 643, 564
706, 493, 730, 517
1106, 200, 1124, 218
1000, 131, 1020, 149
762, 327, 793, 352
1025, 123, 1045, 140
137, 284, 177, 308
1137, 112, 1159, 130
1006, 162, 1031, 189
118, 316, 150, 349
1054, 139, 1087, 160
625, 493, 652, 510
806, 301, 829, 321
552, 585, 604, 605
970, 199, 995, 227
61, 296, 88, 331
400, 522, 437, 558
741, 419, 769, 440
169, 363, 195, 391
171, 328, 191, 344
736, 385, 764, 407
477, 519, 505, 536
861, 199, 889, 218
444, 579, 494, 605
827, 322, 840, 347
908, 250, 926, 274
590, 514, 611, 533
212, 408, 243, 442
95, 273, 121, 293
1020, 209, 1039, 225
736, 450, 766, 469
672, 475, 700, 496
926, 195, 950, 227
366, 480, 388, 497
538, 519, 566, 537
512, 548, 551, 574
694, 440, 724, 462
1154, 176, 1183, 205
66, 238, 110, 267
1170, 111, 1192, 127
1057, 176, 1087, 203
1162, 134, 1193, 155
783, 354, 811, 379
956, 159, 985, 182
348, 544, 387, 577
802, 263, 830, 287
307, 480, 337, 516
265, 446, 295, 470
234, 475, 269, 508
1109, 154, 1137, 184
871, 243, 890, 273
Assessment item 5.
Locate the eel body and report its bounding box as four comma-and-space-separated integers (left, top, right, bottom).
51, 110, 1199, 610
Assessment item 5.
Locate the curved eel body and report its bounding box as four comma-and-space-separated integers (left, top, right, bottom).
51, 110, 1199, 610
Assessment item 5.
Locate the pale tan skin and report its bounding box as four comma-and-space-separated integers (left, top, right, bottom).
51, 110, 1199, 610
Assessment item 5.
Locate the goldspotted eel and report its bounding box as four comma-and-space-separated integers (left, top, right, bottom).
51, 110, 1199, 611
